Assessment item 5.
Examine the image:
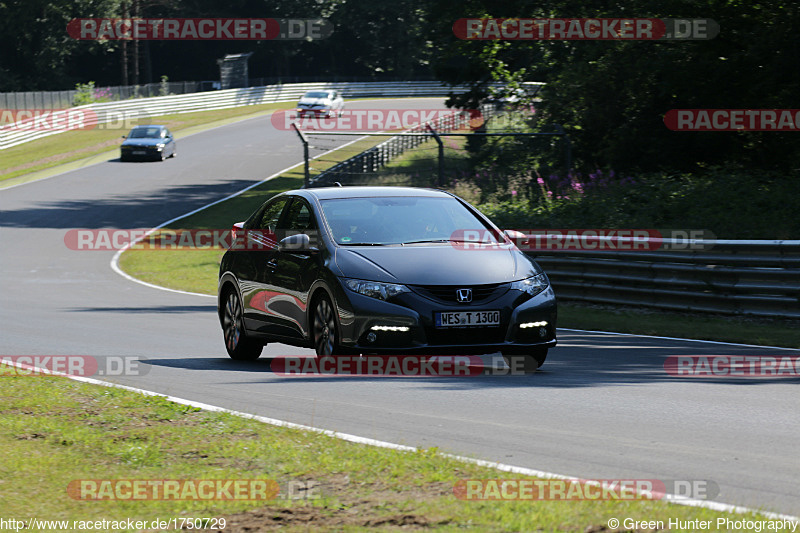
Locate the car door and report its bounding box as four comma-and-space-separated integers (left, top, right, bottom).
239, 196, 290, 334
266, 197, 321, 340
163, 127, 175, 156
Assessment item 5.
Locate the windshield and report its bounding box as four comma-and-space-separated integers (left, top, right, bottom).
128, 127, 163, 139
320, 196, 501, 246
302, 91, 330, 99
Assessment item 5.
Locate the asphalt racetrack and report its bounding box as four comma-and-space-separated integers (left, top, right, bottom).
1, 98, 797, 517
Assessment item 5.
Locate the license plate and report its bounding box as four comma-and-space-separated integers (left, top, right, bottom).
435, 310, 500, 328
132, 150, 146, 155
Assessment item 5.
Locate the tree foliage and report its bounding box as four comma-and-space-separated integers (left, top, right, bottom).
2, 0, 797, 172
429, 0, 800, 172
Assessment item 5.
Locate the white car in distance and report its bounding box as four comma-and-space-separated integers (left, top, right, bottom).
296, 90, 344, 118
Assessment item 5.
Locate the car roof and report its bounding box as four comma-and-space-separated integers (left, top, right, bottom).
294, 186, 453, 200
131, 124, 166, 129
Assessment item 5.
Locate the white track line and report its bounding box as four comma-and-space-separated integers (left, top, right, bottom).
109, 135, 367, 298
4, 359, 797, 523
110, 99, 451, 294
1, 109, 282, 192
96, 114, 799, 520
559, 328, 798, 351
0, 98, 413, 192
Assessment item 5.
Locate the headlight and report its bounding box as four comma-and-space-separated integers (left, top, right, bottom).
511, 274, 549, 297
156, 143, 165, 149
344, 279, 409, 301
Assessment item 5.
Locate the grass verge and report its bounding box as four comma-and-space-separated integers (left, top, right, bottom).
0, 375, 791, 532
0, 102, 300, 184
118, 147, 800, 348
114, 113, 797, 346
117, 133, 392, 294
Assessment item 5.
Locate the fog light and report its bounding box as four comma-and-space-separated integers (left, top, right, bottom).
519, 321, 548, 329
370, 325, 410, 332
366, 332, 377, 343
539, 327, 547, 337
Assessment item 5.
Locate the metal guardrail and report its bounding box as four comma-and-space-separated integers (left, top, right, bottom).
1, 81, 513, 151
306, 109, 488, 187
0, 78, 449, 110
529, 240, 800, 319
0, 81, 217, 110
306, 104, 497, 187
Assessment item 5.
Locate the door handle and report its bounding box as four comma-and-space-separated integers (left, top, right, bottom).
266, 259, 278, 269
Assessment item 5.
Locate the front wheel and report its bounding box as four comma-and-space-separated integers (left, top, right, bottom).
222, 290, 263, 360
502, 348, 547, 373
312, 294, 343, 356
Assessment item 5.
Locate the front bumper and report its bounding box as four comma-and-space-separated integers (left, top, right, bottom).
121, 146, 163, 159
334, 282, 557, 354
297, 108, 332, 118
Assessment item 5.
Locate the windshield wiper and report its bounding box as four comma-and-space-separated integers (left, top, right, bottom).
399, 239, 450, 245
400, 238, 490, 245
341, 242, 388, 246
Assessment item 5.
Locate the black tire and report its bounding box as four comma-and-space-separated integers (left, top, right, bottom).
502, 348, 548, 373
312, 294, 342, 356
222, 289, 263, 360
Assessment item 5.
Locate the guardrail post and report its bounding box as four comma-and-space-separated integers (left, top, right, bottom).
426, 124, 444, 187
291, 122, 310, 187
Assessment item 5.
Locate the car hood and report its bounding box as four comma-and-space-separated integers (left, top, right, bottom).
298, 97, 331, 106
334, 244, 538, 285
122, 138, 164, 147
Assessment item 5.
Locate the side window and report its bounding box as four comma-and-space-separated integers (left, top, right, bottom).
253, 198, 289, 232
280, 199, 317, 233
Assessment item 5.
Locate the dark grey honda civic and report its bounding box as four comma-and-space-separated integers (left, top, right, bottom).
217, 186, 557, 370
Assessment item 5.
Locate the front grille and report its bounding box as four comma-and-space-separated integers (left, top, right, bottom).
411, 283, 507, 304
425, 326, 504, 346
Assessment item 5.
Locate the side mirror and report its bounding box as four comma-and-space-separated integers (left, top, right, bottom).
504, 229, 529, 246
227, 222, 246, 250
277, 233, 316, 254
121, 135, 127, 139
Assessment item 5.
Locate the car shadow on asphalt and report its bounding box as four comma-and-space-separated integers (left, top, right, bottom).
141, 330, 800, 389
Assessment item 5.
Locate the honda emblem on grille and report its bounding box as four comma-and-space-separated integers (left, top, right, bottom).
456, 288, 472, 303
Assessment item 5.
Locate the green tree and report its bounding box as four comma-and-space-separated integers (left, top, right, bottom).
429, 0, 800, 172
